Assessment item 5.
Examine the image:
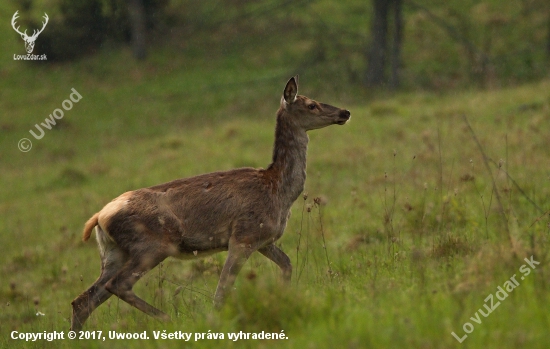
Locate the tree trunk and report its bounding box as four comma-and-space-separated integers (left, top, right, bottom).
390, 0, 403, 90
547, 12, 550, 60
127, 0, 147, 60
365, 0, 390, 87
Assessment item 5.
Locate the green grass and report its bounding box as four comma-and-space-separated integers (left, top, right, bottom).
2, 2, 550, 348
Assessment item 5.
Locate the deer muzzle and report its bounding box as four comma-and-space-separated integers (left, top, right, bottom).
335, 110, 351, 125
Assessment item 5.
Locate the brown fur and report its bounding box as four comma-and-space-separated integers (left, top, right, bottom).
70, 76, 350, 331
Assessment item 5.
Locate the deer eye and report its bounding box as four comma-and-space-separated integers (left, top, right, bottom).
308, 104, 316, 110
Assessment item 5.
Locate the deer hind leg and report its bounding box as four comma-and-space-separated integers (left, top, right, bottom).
258, 244, 292, 282
104, 250, 170, 322
213, 236, 254, 309
71, 226, 128, 331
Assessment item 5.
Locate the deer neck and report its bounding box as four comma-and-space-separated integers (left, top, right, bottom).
267, 113, 309, 207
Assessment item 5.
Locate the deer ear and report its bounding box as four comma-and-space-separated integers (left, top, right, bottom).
283, 76, 298, 104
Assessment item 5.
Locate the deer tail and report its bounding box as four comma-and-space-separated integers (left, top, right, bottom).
82, 212, 100, 242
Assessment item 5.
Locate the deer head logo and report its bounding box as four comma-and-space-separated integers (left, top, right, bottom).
11, 11, 49, 54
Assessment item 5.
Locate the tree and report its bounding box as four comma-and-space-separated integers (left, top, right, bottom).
127, 0, 147, 60
365, 0, 403, 89
547, 9, 550, 59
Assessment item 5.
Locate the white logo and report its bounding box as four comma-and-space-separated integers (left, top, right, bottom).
11, 10, 48, 60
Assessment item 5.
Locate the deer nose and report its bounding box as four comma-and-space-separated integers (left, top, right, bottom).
340, 110, 351, 119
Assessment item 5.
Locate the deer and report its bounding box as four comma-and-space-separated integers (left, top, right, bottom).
11, 11, 49, 54
70, 76, 350, 331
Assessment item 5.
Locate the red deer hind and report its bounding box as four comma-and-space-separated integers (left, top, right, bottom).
70, 76, 350, 331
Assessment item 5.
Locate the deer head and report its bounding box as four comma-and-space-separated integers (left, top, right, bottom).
11, 11, 49, 54
280, 76, 351, 131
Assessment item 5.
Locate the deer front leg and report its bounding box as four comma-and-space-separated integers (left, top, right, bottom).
213, 237, 253, 309
258, 244, 292, 282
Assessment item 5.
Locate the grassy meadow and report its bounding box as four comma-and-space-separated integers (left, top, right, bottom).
2, 1, 550, 348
